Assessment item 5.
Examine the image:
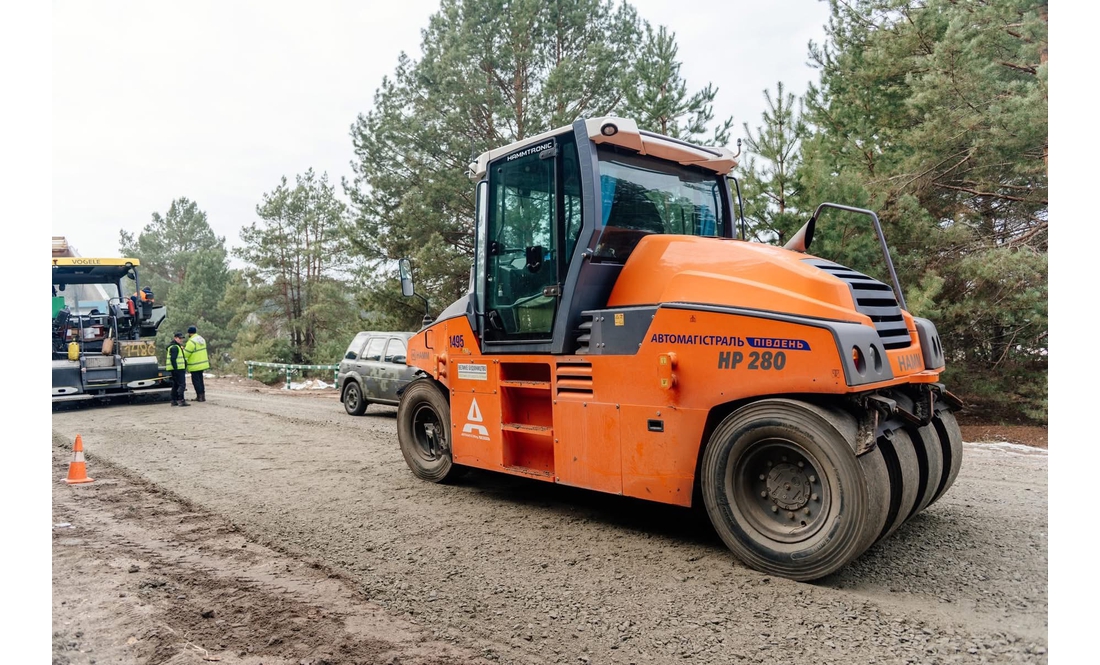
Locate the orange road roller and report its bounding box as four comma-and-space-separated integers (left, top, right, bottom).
392, 116, 963, 581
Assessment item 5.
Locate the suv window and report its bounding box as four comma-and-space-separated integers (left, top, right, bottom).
384, 338, 407, 364
362, 337, 386, 361
345, 332, 369, 359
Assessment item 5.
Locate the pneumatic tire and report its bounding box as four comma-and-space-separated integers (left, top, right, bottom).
701, 398, 879, 581
874, 428, 921, 543
927, 408, 963, 507
343, 381, 367, 416
397, 379, 462, 483
906, 423, 944, 520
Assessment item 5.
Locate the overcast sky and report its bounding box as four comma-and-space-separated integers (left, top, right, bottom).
53, 0, 831, 260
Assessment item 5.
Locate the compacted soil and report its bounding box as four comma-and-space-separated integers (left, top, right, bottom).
51, 379, 1048, 664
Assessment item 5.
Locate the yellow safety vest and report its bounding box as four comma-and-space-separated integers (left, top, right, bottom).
166, 342, 185, 371
183, 334, 210, 372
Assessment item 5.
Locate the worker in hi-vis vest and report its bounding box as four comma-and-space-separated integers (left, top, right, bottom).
167, 332, 190, 407
183, 325, 210, 402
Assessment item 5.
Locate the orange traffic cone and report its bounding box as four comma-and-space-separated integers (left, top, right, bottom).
64, 435, 94, 485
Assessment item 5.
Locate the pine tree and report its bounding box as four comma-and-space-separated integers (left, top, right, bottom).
345, 0, 731, 328
739, 82, 805, 243
345, 0, 642, 329
235, 170, 358, 364
621, 23, 733, 144
800, 0, 1048, 421
118, 197, 233, 365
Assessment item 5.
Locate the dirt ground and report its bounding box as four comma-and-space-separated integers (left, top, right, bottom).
52, 377, 1048, 664
215, 374, 1053, 448
956, 422, 1047, 449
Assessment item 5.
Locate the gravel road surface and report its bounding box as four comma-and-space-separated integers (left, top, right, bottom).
52, 383, 1048, 664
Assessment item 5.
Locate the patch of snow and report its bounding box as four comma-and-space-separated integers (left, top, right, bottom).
967, 441, 1047, 456
286, 379, 334, 390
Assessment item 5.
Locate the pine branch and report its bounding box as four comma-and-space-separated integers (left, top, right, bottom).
997, 61, 1038, 75
934, 182, 1047, 205
1006, 222, 1048, 248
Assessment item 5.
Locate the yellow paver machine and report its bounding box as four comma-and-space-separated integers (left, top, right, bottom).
52, 249, 171, 404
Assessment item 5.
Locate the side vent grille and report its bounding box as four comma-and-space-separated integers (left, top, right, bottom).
575, 313, 594, 354
556, 361, 593, 399
805, 259, 912, 350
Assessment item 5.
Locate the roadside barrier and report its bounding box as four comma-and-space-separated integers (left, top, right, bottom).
245, 361, 339, 386
64, 434, 94, 485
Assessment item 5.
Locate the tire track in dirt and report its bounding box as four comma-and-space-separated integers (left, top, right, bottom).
52, 434, 494, 665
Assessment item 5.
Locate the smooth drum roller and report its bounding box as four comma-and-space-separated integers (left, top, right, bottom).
700, 398, 890, 581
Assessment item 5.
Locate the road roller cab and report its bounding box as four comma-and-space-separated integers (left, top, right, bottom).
395, 116, 963, 581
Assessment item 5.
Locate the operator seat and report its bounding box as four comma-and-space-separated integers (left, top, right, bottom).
605, 181, 665, 234
595, 181, 665, 261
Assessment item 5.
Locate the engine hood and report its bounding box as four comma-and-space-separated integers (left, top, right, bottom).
606, 235, 868, 324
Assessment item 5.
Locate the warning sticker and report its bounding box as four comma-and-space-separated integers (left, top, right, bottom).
461, 398, 490, 439
456, 363, 488, 381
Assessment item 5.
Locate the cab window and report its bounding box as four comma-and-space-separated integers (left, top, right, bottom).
484, 132, 581, 343
594, 146, 726, 262
562, 135, 583, 264
486, 140, 558, 340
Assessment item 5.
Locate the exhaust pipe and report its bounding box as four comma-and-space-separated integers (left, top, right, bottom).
783, 216, 816, 253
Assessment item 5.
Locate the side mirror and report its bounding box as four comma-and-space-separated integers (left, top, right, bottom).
393, 354, 406, 364
398, 258, 414, 297
344, 351, 357, 360
783, 216, 816, 253
398, 257, 433, 326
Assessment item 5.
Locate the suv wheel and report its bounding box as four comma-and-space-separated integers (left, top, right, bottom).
343, 381, 367, 416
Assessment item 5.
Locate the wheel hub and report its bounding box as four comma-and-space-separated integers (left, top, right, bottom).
730, 439, 831, 543
767, 463, 811, 510
412, 404, 444, 460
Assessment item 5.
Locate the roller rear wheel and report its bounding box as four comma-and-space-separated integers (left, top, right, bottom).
874, 428, 921, 542
927, 408, 963, 507
906, 423, 944, 519
701, 399, 885, 581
